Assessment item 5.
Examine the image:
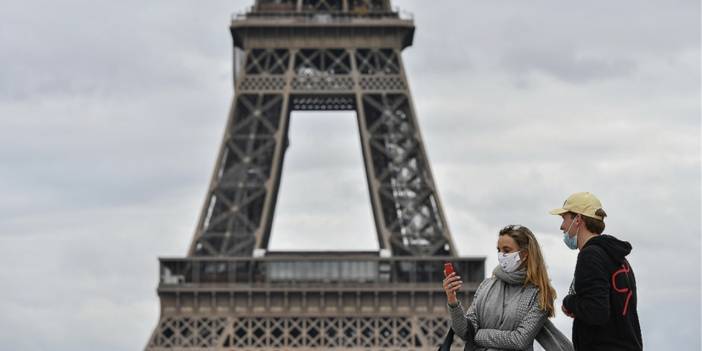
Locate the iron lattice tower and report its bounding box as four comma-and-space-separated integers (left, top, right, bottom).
146, 1, 485, 350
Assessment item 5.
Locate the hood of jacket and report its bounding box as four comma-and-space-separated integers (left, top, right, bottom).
584, 234, 632, 262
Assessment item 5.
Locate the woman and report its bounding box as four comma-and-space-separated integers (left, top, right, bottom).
442, 225, 572, 351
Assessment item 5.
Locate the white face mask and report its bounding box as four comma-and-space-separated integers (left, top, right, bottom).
498, 251, 522, 273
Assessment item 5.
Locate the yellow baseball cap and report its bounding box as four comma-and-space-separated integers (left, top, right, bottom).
549, 192, 605, 220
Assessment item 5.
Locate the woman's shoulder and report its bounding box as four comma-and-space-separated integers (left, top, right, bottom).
523, 282, 539, 292
521, 284, 542, 306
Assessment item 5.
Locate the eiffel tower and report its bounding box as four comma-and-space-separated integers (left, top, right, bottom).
145, 1, 485, 350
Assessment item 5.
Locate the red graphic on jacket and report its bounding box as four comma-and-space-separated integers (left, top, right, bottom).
611, 263, 633, 316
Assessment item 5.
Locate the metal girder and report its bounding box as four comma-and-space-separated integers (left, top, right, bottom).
147, 315, 464, 350
146, 256, 485, 350
188, 45, 455, 257
189, 93, 286, 256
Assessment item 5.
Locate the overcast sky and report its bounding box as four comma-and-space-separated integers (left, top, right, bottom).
0, 0, 699, 350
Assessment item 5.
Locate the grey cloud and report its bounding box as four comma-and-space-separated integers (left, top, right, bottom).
0, 0, 240, 102
0, 0, 699, 350
401, 0, 698, 86
500, 47, 638, 83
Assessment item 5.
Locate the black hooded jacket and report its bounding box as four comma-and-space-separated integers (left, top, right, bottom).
562, 234, 643, 351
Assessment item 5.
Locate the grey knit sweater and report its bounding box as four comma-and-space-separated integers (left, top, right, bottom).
448, 268, 548, 351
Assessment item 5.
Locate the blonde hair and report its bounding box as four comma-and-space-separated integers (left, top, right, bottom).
499, 225, 557, 317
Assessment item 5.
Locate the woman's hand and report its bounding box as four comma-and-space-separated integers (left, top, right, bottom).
442, 272, 463, 305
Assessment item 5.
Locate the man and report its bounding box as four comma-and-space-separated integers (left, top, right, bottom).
550, 192, 642, 350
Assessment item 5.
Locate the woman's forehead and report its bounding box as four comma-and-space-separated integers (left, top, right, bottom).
497, 235, 518, 247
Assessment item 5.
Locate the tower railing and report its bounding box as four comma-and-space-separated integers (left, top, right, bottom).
232, 6, 412, 21
159, 255, 484, 287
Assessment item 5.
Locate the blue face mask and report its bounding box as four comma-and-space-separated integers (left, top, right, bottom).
562, 218, 579, 250
563, 232, 578, 250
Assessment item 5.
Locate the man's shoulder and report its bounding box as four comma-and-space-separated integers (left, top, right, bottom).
576, 244, 613, 271
579, 242, 609, 258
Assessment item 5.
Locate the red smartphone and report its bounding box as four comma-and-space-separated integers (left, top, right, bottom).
443, 262, 454, 277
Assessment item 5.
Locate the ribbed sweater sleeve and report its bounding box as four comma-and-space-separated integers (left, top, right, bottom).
447, 301, 478, 342
447, 277, 492, 344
